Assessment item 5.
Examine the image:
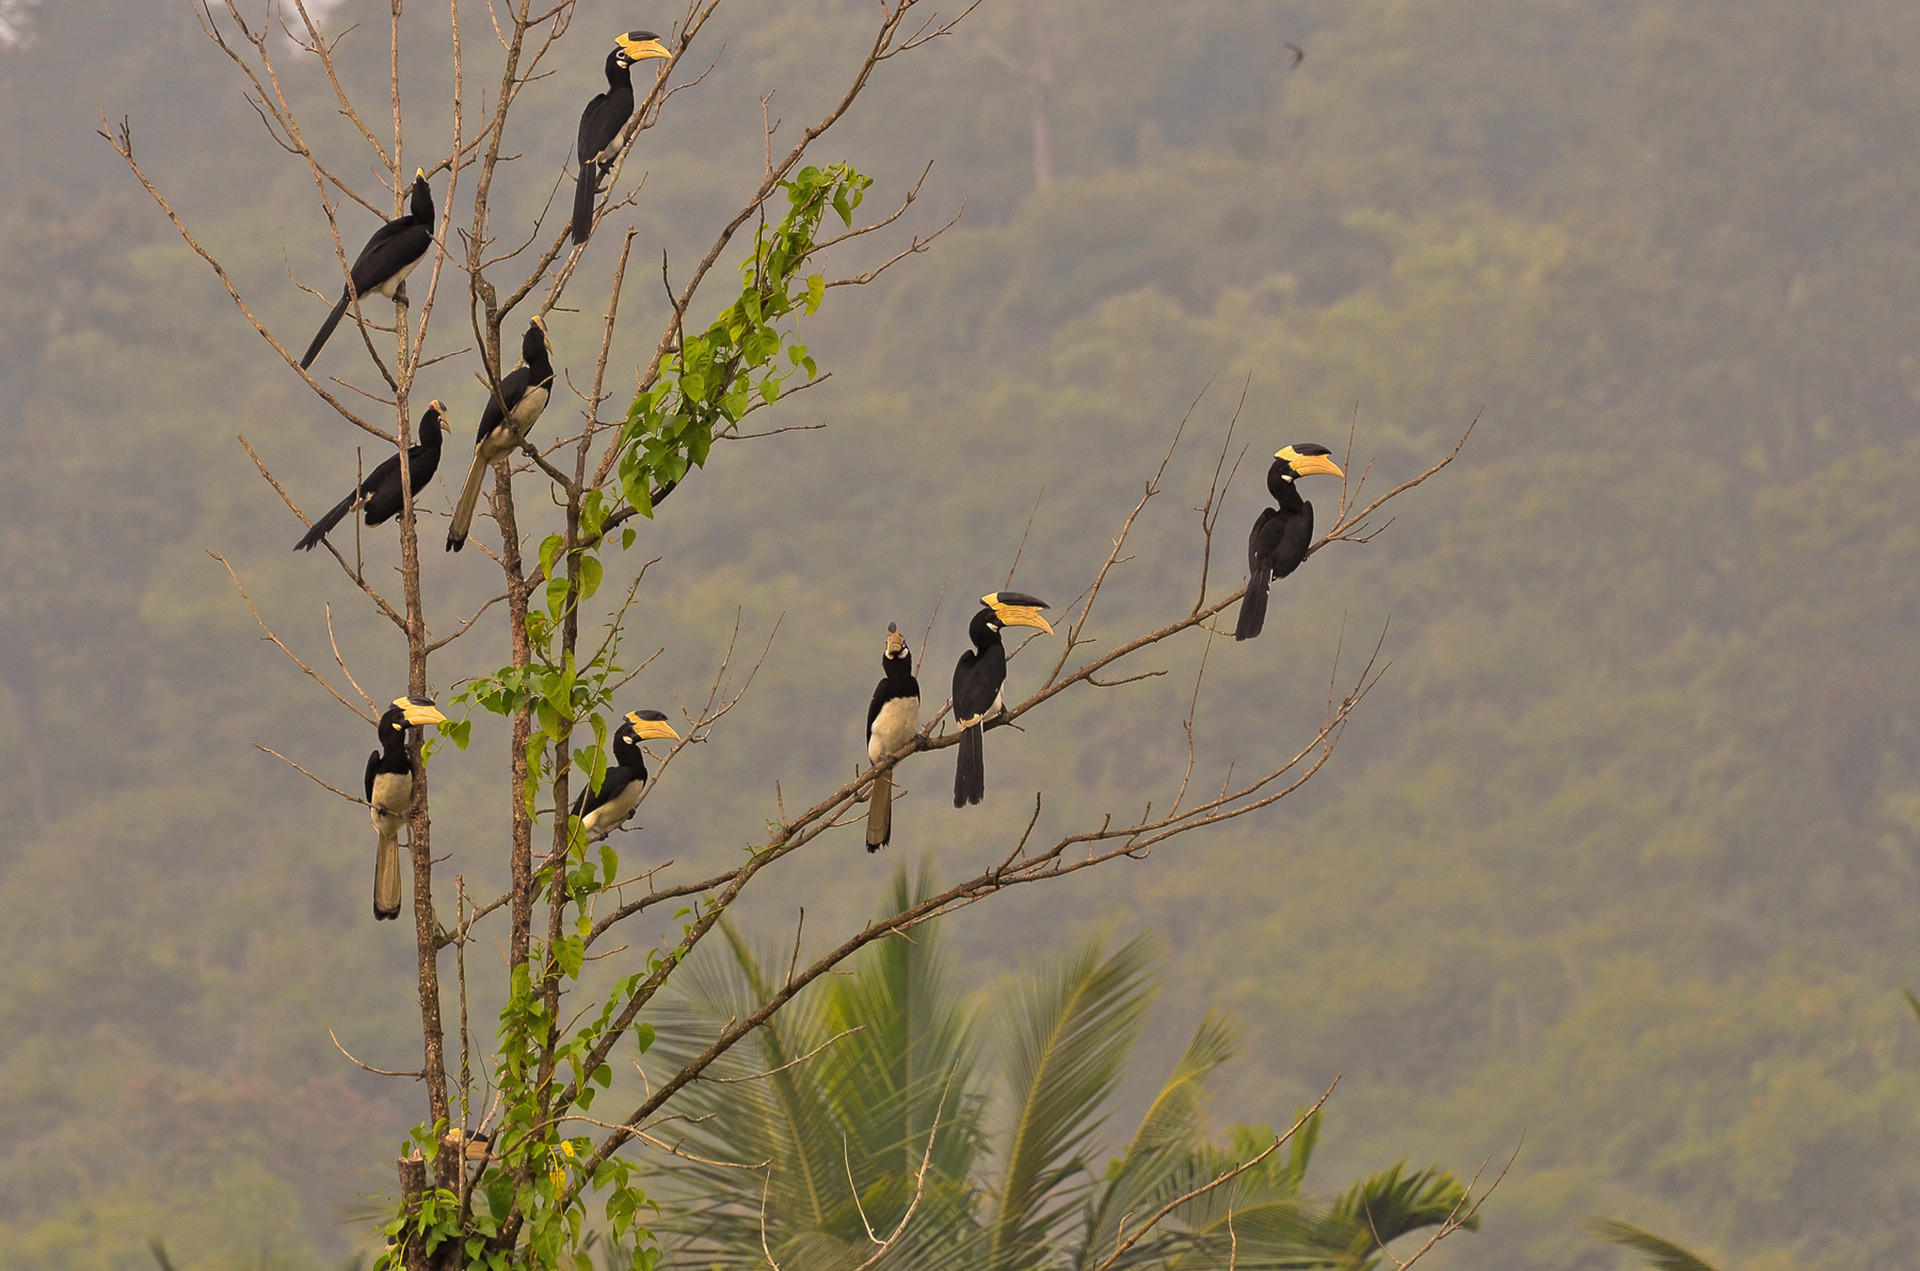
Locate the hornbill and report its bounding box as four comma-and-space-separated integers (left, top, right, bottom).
300, 170, 436, 370
1234, 443, 1344, 642
573, 31, 673, 245
865, 622, 920, 850
294, 401, 447, 551
951, 592, 1052, 807
446, 315, 554, 552
366, 695, 448, 921
573, 710, 681, 840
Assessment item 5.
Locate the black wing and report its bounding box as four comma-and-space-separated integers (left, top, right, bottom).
867, 678, 889, 744
364, 749, 380, 803
1270, 501, 1315, 581
577, 86, 632, 167
576, 765, 637, 819
363, 439, 442, 527
349, 219, 431, 295
951, 649, 1003, 725
1247, 507, 1279, 579
477, 364, 534, 442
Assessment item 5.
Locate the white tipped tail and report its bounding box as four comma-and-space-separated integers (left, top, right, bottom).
866, 768, 893, 850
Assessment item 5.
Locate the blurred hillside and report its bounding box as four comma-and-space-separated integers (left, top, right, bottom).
4, 1, 1920, 1268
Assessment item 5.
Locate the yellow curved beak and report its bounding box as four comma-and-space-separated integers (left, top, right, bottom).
617, 35, 672, 61
1275, 447, 1345, 479
625, 713, 681, 742
984, 595, 1054, 635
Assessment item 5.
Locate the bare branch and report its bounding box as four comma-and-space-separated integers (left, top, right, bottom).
1092, 1079, 1339, 1271
209, 552, 374, 722
254, 744, 365, 804
326, 1020, 425, 1078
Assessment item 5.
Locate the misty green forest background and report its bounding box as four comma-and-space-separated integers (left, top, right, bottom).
4, 0, 1920, 1267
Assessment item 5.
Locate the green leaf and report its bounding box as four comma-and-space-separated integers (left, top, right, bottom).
556, 935, 585, 979
579, 554, 603, 601
806, 273, 826, 314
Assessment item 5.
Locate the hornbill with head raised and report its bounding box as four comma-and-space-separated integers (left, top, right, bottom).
573, 31, 673, 246
294, 401, 448, 551
1234, 443, 1344, 642
366, 695, 448, 921
301, 170, 436, 370
952, 593, 1052, 807
446, 315, 554, 552
865, 623, 920, 850
573, 710, 681, 841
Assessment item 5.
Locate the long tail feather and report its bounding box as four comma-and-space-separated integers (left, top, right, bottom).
374, 824, 402, 920
1235, 569, 1270, 641
867, 768, 893, 850
446, 452, 490, 552
301, 289, 352, 369
294, 489, 359, 552
954, 726, 985, 807
572, 163, 599, 245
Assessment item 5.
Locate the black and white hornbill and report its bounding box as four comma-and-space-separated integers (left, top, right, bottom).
865, 622, 921, 850
573, 710, 681, 840
951, 593, 1052, 807
446, 315, 554, 552
573, 31, 673, 246
294, 401, 448, 552
1234, 443, 1344, 642
366, 695, 448, 921
300, 170, 436, 370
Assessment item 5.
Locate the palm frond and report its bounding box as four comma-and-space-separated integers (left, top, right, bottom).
1073, 1011, 1240, 1268
983, 931, 1161, 1271
1588, 1218, 1725, 1271
644, 921, 852, 1257
1321, 1162, 1479, 1268
649, 870, 988, 1270
820, 861, 986, 1189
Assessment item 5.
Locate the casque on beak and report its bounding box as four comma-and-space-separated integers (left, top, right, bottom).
394, 696, 449, 727
617, 33, 672, 61
983, 592, 1055, 635
625, 711, 681, 742
1275, 446, 1345, 479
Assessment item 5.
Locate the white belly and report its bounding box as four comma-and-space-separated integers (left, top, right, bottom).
370, 770, 413, 829
508, 384, 550, 434
372, 254, 423, 298
869, 694, 920, 762
583, 779, 642, 837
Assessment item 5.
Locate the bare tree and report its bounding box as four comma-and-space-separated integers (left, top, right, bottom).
104, 2, 1469, 1267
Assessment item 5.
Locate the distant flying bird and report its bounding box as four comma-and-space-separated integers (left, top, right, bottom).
294, 401, 447, 551
301, 170, 435, 369
446, 316, 554, 553
865, 623, 921, 850
573, 710, 681, 840
573, 31, 673, 245
1285, 41, 1305, 69
1234, 443, 1344, 642
366, 696, 447, 921
952, 593, 1053, 807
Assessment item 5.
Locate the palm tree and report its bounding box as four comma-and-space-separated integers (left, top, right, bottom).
640, 864, 1478, 1269
1589, 1218, 1725, 1271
